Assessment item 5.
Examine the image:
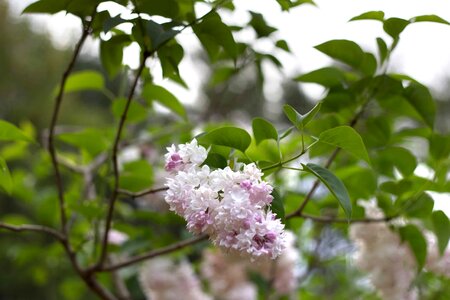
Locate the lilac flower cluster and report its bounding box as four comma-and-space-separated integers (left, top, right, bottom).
350, 201, 418, 300
164, 139, 286, 259
139, 258, 211, 300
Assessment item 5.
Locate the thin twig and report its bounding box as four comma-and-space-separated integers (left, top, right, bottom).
0, 222, 65, 241
286, 102, 368, 219
44, 10, 119, 300
118, 187, 168, 198
47, 18, 93, 235
286, 147, 340, 219
98, 53, 150, 268
108, 256, 132, 300
100, 234, 208, 272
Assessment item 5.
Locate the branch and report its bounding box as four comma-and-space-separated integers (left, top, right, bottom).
98, 53, 150, 267
108, 256, 132, 300
286, 102, 368, 219
47, 18, 94, 235
99, 234, 208, 272
286, 148, 340, 219
97, 1, 231, 269
41, 10, 119, 300
298, 213, 397, 224
0, 222, 65, 241
118, 187, 168, 198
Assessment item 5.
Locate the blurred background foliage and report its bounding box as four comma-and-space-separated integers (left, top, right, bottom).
1, 0, 450, 299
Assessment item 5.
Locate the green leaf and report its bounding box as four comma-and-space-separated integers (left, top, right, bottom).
0, 120, 34, 143
360, 52, 377, 76
193, 12, 237, 61
410, 15, 450, 25
314, 39, 375, 75
321, 92, 355, 113
100, 35, 130, 78
429, 134, 450, 161
198, 127, 251, 153
111, 98, 148, 123
431, 210, 450, 255
23, 0, 101, 17
23, 0, 69, 14
366, 116, 392, 146
377, 147, 417, 177
380, 180, 413, 196
210, 67, 236, 86
261, 53, 282, 68
350, 11, 385, 22
376, 37, 388, 64
0, 157, 13, 194
252, 118, 278, 145
158, 42, 185, 84
132, 20, 178, 51
302, 163, 352, 220
275, 40, 290, 52
142, 84, 187, 120
146, 20, 178, 51
340, 167, 377, 200
404, 82, 436, 128
271, 189, 285, 221
136, 0, 179, 19
405, 192, 434, 218
276, 0, 316, 10
383, 18, 410, 38
283, 102, 322, 131
59, 129, 111, 156
102, 14, 133, 33
399, 224, 427, 270
63, 71, 104, 93
279, 127, 294, 140
203, 153, 228, 169
119, 160, 154, 193
318, 126, 370, 164
294, 67, 345, 87
249, 12, 277, 37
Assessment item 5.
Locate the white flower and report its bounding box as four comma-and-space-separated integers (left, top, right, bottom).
164, 139, 207, 173
425, 231, 450, 277
164, 139, 287, 260
107, 229, 128, 245
350, 201, 417, 300
139, 258, 211, 300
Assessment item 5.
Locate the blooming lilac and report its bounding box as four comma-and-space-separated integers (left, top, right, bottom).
201, 230, 300, 299
164, 139, 207, 173
350, 200, 418, 300
139, 258, 211, 300
164, 139, 287, 259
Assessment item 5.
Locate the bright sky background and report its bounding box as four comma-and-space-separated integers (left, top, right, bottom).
8, 0, 450, 214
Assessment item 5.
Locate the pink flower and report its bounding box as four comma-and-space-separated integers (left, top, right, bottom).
108, 229, 129, 245
164, 139, 287, 260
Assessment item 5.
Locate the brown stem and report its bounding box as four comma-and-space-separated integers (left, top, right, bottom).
48, 19, 92, 235
98, 53, 150, 268
286, 100, 368, 219
108, 256, 132, 300
118, 187, 168, 198
44, 10, 118, 300
0, 222, 65, 241
99, 234, 208, 272
286, 148, 340, 219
